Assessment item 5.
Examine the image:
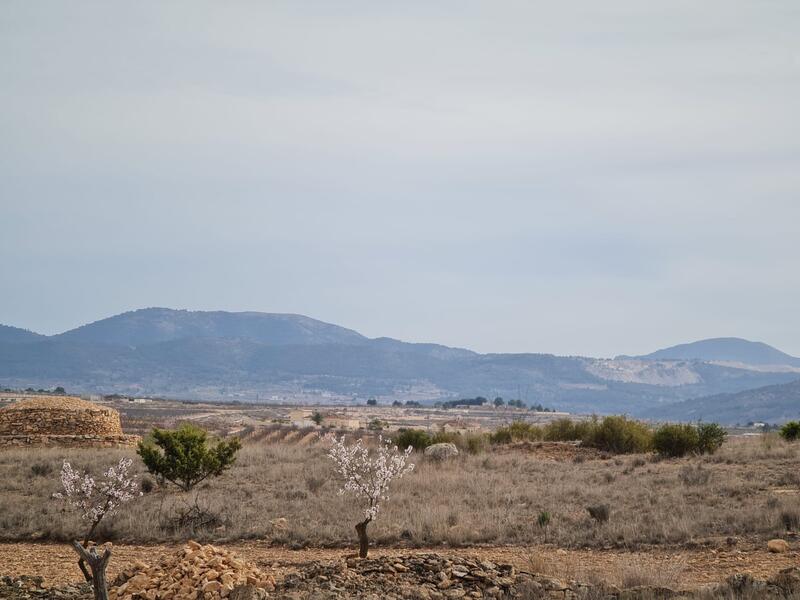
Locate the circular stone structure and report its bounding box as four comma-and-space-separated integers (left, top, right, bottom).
0, 395, 139, 448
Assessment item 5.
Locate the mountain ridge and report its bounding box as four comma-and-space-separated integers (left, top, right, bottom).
2, 308, 798, 422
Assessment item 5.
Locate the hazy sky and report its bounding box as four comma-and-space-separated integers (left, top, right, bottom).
2, 2, 799, 357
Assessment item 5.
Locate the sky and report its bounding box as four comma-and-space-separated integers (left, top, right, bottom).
1, 1, 799, 358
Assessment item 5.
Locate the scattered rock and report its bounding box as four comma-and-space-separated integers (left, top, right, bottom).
424, 443, 459, 460
767, 539, 790, 553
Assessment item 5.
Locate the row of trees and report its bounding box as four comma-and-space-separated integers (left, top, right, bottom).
488, 416, 727, 457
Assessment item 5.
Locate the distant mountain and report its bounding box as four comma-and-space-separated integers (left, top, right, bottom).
1, 309, 799, 418
56, 308, 367, 347
634, 337, 800, 367
0, 325, 44, 344
644, 378, 800, 424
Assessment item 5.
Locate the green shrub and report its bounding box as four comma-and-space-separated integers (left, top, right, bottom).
697, 423, 727, 454
489, 421, 544, 444
543, 418, 587, 441
780, 421, 800, 442
489, 427, 513, 444
393, 428, 432, 451
137, 424, 241, 491
463, 433, 489, 455
652, 424, 700, 458
430, 431, 460, 445
587, 416, 653, 454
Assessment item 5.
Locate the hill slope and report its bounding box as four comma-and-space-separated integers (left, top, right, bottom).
55, 307, 367, 347
0, 325, 44, 344
636, 337, 800, 367
644, 378, 800, 424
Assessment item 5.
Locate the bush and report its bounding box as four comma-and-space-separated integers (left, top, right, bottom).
653, 424, 700, 458
30, 462, 53, 478
543, 418, 590, 442
587, 416, 653, 454
137, 424, 241, 491
140, 475, 155, 494
489, 427, 513, 444
587, 504, 610, 523
653, 422, 727, 457
697, 423, 727, 454
463, 433, 488, 455
780, 421, 800, 442
489, 421, 545, 444
393, 429, 432, 451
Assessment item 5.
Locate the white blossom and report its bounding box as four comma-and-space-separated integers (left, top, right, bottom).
327, 435, 414, 521
53, 458, 141, 525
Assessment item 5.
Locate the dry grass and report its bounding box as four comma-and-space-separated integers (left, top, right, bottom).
0, 435, 797, 550
524, 550, 688, 589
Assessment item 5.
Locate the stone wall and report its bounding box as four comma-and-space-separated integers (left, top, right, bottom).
0, 407, 123, 436
0, 433, 140, 449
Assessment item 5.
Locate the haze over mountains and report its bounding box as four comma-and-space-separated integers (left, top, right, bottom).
1, 308, 798, 423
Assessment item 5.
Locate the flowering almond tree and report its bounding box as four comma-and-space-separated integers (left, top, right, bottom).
54, 458, 141, 598
327, 435, 414, 558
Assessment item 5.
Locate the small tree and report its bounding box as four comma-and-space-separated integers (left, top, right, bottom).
311, 412, 324, 426
494, 397, 505, 407
137, 424, 241, 491
697, 423, 727, 454
53, 458, 141, 597
327, 435, 414, 558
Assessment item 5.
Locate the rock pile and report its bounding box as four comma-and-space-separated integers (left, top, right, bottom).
109, 541, 275, 600
277, 553, 588, 599
3, 554, 800, 600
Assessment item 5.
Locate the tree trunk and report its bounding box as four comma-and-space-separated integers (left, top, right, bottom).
355, 518, 371, 558
71, 541, 111, 600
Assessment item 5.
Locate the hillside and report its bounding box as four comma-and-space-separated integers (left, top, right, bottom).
0, 325, 43, 344
635, 337, 800, 367
644, 378, 800, 424
1, 308, 798, 418
55, 307, 367, 347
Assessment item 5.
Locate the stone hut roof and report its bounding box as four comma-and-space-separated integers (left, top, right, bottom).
4, 395, 106, 412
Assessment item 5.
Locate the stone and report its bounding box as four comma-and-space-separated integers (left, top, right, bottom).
424, 443, 459, 460
768, 539, 790, 553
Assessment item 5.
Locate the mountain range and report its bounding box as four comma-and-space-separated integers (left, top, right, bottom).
1, 308, 798, 423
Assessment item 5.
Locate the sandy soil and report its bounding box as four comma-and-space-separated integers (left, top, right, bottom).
2, 542, 798, 590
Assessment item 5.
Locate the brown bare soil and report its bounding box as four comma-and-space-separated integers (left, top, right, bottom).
2, 541, 799, 590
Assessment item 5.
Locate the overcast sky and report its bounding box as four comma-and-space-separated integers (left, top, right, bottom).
1, 1, 799, 357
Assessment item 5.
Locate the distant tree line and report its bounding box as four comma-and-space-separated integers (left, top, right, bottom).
391, 400, 422, 407
5, 386, 67, 395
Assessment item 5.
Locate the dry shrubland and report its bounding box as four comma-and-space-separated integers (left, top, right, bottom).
0, 434, 797, 550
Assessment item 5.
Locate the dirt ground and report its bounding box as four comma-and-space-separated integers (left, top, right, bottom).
3, 542, 798, 591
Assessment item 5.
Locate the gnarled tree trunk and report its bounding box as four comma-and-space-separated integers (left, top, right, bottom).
355, 518, 371, 558
71, 541, 111, 600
